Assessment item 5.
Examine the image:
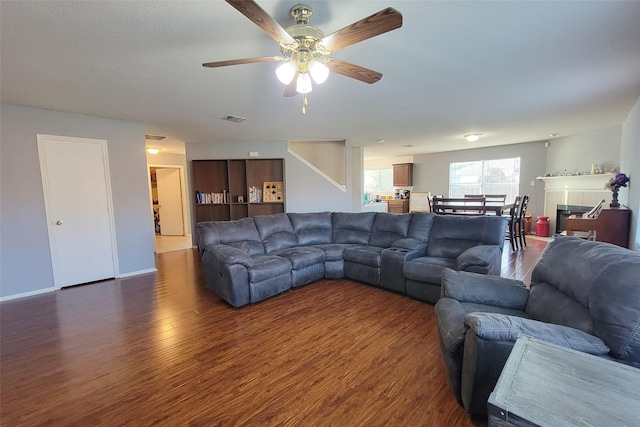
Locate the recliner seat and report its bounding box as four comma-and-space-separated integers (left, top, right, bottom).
435, 236, 640, 415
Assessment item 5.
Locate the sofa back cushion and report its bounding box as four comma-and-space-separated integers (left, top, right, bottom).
407, 212, 436, 242
196, 218, 264, 256
528, 236, 640, 363
288, 212, 332, 245
427, 215, 507, 259
369, 213, 412, 247
332, 212, 376, 245
253, 212, 298, 253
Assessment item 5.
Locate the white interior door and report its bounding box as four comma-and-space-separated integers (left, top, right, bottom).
156, 168, 184, 236
38, 135, 116, 288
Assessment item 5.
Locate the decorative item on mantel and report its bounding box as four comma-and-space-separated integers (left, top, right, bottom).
605, 173, 630, 208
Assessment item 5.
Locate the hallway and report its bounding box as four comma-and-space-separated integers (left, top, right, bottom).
154, 234, 193, 253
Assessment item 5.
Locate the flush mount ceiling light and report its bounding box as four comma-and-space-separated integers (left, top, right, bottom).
203, 2, 403, 114
146, 147, 161, 154
464, 133, 482, 142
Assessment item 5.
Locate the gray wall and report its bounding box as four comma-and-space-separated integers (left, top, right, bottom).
0, 104, 156, 299
545, 126, 622, 175
412, 141, 548, 221
621, 97, 640, 251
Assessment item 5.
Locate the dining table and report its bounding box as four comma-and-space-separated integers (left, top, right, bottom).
432, 197, 514, 216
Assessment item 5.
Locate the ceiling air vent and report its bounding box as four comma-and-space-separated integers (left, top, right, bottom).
222, 115, 247, 123
145, 134, 167, 141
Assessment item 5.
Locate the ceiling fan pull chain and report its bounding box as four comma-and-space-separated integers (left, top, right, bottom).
302, 94, 308, 114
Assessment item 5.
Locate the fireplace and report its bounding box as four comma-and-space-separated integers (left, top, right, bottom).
555, 205, 592, 234
538, 174, 613, 235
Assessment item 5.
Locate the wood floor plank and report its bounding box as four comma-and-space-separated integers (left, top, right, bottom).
1, 240, 546, 426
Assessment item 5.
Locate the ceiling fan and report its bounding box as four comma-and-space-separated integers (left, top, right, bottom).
203, 1, 403, 113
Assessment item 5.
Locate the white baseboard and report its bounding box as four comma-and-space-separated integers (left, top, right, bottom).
117, 268, 157, 278
0, 287, 55, 302
1, 268, 158, 302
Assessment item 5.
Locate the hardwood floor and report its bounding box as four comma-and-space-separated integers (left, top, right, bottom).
0, 239, 547, 426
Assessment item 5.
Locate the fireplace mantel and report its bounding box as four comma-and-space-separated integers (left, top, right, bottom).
536, 173, 614, 191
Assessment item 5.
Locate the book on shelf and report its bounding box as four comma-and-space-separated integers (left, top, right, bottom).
248, 185, 262, 203
195, 190, 229, 204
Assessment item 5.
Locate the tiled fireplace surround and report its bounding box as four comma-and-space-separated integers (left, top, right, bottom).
539, 174, 614, 234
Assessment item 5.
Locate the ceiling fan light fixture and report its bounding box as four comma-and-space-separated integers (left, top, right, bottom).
276, 61, 297, 84
296, 72, 313, 94
308, 60, 329, 84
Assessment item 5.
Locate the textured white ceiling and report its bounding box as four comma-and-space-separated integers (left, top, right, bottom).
2, 1, 639, 159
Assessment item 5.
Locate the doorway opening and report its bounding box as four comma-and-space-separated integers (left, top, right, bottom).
148, 165, 192, 253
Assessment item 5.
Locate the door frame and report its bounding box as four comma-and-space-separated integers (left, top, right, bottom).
37, 134, 119, 289
148, 164, 190, 237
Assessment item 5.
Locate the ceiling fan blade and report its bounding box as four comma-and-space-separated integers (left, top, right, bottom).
283, 72, 299, 97
320, 7, 402, 53
203, 56, 283, 68
226, 0, 295, 47
323, 58, 383, 84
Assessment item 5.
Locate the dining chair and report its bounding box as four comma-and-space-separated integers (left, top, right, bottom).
505, 196, 521, 251
516, 195, 530, 249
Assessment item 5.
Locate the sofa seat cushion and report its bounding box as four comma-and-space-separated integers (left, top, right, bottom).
272, 246, 325, 269
344, 245, 384, 268
404, 256, 455, 284
313, 243, 354, 261
247, 255, 292, 282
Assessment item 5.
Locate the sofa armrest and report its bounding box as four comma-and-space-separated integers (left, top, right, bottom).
455, 245, 501, 272
465, 313, 610, 355
441, 268, 529, 310
205, 244, 255, 268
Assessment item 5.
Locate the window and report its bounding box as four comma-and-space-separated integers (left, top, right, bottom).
364, 168, 393, 194
449, 157, 520, 200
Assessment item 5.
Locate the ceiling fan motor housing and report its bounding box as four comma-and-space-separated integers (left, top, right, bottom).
283, 5, 326, 70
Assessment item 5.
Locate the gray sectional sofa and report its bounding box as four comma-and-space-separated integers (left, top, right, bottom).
196, 211, 508, 307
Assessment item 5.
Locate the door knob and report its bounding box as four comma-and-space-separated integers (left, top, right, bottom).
55, 220, 63, 225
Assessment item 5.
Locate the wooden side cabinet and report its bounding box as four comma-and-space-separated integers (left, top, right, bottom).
192, 158, 285, 223
393, 163, 413, 186
388, 200, 409, 214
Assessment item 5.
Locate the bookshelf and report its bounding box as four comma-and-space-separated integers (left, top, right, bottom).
192, 158, 285, 222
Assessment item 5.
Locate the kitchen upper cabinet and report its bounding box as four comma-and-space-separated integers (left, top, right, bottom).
393, 163, 413, 186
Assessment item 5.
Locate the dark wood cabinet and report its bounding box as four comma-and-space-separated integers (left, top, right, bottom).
192, 158, 285, 222
388, 200, 409, 214
392, 163, 413, 186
